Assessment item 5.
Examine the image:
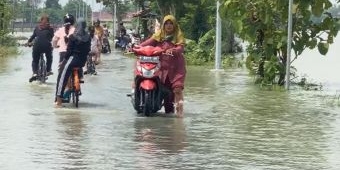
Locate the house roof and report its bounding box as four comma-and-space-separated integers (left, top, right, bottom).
92, 12, 113, 22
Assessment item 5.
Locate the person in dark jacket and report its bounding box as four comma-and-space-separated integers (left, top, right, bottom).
27, 15, 54, 82
55, 18, 91, 107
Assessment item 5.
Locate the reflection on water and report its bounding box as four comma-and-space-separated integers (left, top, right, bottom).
184, 66, 340, 169
0, 34, 340, 169
55, 111, 89, 169
133, 117, 187, 170
134, 117, 187, 154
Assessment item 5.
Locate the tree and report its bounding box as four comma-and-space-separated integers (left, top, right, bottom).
0, 0, 17, 46
64, 0, 92, 22
41, 0, 63, 23
220, 0, 340, 86
178, 0, 214, 42
0, 0, 9, 33
45, 0, 61, 9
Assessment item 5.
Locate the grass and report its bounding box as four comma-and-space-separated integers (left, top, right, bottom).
0, 46, 18, 58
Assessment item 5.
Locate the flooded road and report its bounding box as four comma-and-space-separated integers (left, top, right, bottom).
1, 33, 340, 169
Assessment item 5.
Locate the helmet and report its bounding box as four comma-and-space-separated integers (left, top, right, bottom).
63, 14, 75, 25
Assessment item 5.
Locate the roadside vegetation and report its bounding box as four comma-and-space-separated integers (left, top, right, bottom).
0, 0, 17, 57
97, 0, 340, 89
0, 35, 18, 57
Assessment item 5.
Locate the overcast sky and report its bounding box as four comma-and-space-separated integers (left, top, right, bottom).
57, 0, 103, 11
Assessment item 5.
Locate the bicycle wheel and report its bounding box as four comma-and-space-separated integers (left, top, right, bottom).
71, 87, 79, 107
75, 90, 79, 107
87, 55, 96, 74
90, 61, 96, 74
86, 56, 93, 74
38, 54, 47, 83
72, 68, 80, 107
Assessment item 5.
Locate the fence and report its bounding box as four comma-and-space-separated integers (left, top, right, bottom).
8, 21, 63, 32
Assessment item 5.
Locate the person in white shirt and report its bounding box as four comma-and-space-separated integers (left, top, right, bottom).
52, 14, 76, 64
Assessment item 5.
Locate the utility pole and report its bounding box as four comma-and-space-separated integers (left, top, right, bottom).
30, 0, 34, 30
91, 0, 94, 24
113, 2, 117, 42
214, 0, 222, 70
285, 0, 293, 90
83, 0, 85, 18
12, 0, 16, 34
86, 0, 88, 21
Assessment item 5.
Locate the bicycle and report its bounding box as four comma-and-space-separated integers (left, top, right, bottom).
69, 67, 82, 107
85, 53, 97, 75
36, 53, 47, 83
24, 42, 48, 83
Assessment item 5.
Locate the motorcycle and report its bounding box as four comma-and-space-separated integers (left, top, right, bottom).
125, 33, 141, 53
127, 45, 170, 116
101, 36, 111, 53
115, 34, 131, 51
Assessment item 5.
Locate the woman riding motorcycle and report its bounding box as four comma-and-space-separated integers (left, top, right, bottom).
135, 15, 186, 117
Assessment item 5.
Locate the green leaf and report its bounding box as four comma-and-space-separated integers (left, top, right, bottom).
312, 2, 323, 17
327, 34, 334, 44
266, 37, 274, 44
317, 42, 329, 55
308, 38, 318, 49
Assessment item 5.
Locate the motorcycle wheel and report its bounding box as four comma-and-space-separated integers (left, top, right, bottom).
142, 90, 152, 117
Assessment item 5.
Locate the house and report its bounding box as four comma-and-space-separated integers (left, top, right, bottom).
91, 11, 113, 24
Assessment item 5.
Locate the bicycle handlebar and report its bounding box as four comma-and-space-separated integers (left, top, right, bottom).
19, 42, 33, 47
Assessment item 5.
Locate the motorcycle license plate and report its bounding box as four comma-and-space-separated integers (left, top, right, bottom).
139, 56, 159, 63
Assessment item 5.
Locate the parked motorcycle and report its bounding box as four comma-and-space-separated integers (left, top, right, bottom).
125, 33, 141, 53
127, 45, 170, 116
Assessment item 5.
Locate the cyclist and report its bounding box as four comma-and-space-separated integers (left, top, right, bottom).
84, 25, 100, 75
102, 23, 111, 53
52, 14, 75, 64
55, 18, 91, 107
27, 14, 54, 82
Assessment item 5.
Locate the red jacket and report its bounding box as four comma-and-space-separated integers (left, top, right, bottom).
139, 38, 186, 89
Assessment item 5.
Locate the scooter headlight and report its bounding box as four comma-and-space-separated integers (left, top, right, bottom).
142, 68, 155, 78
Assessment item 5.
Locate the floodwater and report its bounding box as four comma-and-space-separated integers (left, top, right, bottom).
0, 32, 340, 170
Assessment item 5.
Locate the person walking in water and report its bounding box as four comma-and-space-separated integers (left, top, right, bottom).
135, 15, 186, 117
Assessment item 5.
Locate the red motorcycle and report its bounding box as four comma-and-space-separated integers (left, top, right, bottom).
127, 45, 170, 116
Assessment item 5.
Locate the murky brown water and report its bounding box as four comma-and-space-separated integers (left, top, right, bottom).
0, 32, 340, 170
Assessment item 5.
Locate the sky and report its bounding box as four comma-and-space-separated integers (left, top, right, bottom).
58, 0, 103, 12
